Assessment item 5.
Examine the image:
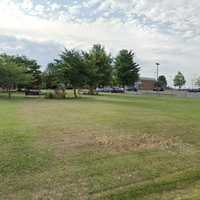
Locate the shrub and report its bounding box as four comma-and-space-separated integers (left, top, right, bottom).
45, 90, 66, 99
55, 90, 66, 99
45, 91, 54, 99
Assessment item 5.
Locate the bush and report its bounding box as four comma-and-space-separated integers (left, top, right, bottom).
55, 90, 66, 99
45, 91, 54, 99
45, 90, 66, 99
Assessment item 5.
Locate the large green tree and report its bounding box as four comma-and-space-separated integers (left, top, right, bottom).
42, 62, 64, 89
173, 71, 186, 89
156, 75, 167, 89
14, 56, 42, 89
85, 44, 113, 94
58, 49, 88, 98
0, 54, 30, 98
115, 50, 140, 88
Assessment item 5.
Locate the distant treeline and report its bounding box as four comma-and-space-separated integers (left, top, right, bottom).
0, 44, 140, 98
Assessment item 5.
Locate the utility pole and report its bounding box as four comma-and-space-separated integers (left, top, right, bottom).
156, 62, 160, 81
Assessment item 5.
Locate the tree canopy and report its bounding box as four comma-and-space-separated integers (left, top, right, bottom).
0, 54, 30, 98
14, 56, 42, 89
156, 75, 167, 88
0, 45, 143, 98
59, 49, 88, 97
115, 50, 140, 87
85, 44, 113, 94
173, 71, 186, 89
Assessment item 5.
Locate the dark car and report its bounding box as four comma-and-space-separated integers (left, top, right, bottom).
25, 89, 40, 96
188, 88, 200, 93
126, 86, 138, 92
96, 87, 125, 93
153, 87, 164, 92
111, 87, 125, 93
96, 87, 112, 93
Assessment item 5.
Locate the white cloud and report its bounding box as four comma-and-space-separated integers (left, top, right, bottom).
0, 0, 200, 86
34, 4, 45, 15
51, 3, 60, 11
21, 0, 33, 10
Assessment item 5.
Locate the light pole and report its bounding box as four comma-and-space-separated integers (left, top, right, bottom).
156, 62, 160, 81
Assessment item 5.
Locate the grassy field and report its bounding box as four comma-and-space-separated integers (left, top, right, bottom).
0, 93, 200, 200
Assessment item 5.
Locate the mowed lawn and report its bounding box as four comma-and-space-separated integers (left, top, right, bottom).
1, 94, 200, 200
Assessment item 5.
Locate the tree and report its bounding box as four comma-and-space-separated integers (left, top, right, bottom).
156, 75, 167, 89
115, 49, 140, 88
59, 49, 88, 98
14, 56, 42, 89
85, 44, 113, 94
173, 71, 186, 89
42, 62, 63, 89
111, 67, 119, 86
0, 54, 30, 98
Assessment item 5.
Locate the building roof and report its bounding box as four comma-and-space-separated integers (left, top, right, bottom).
140, 77, 156, 81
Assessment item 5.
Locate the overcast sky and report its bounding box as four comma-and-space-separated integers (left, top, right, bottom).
0, 0, 200, 87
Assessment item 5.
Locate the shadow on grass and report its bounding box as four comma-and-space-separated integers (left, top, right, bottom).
94, 168, 200, 200
0, 92, 93, 102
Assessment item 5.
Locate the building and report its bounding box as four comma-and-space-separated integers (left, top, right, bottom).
136, 77, 156, 90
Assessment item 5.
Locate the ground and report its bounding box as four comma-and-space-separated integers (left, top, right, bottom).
0, 93, 200, 200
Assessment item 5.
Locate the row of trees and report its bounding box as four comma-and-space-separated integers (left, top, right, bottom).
155, 72, 186, 90
0, 44, 140, 98
1, 43, 196, 98
44, 45, 140, 97
157, 71, 186, 90
0, 54, 41, 98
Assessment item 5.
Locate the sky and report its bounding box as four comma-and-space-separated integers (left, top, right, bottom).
0, 0, 200, 87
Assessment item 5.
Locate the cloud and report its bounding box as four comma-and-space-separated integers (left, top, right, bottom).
0, 0, 200, 86
21, 0, 33, 10
0, 35, 63, 67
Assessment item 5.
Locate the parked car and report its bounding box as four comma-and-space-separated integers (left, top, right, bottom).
153, 87, 164, 91
25, 89, 40, 96
111, 87, 125, 93
126, 86, 138, 92
96, 87, 125, 93
96, 87, 112, 93
188, 88, 200, 93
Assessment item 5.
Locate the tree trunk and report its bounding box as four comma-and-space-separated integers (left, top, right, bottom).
8, 88, 11, 99
73, 88, 77, 98
89, 86, 95, 95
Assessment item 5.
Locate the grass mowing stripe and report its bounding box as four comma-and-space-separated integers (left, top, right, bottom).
92, 168, 200, 200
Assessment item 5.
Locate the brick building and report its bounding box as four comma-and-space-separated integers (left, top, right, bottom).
136, 77, 156, 90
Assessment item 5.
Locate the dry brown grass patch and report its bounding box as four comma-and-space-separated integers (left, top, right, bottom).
95, 134, 193, 153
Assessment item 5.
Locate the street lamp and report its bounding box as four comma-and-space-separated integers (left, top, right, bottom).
156, 62, 160, 81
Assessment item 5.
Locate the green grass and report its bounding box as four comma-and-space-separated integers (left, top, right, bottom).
0, 93, 200, 199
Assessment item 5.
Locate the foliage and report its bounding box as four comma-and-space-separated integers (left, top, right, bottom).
0, 54, 30, 98
111, 68, 119, 86
14, 56, 42, 89
45, 91, 54, 99
115, 49, 140, 87
58, 49, 88, 98
156, 75, 167, 88
0, 45, 143, 98
85, 44, 113, 93
173, 71, 186, 89
45, 90, 66, 99
42, 62, 64, 89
